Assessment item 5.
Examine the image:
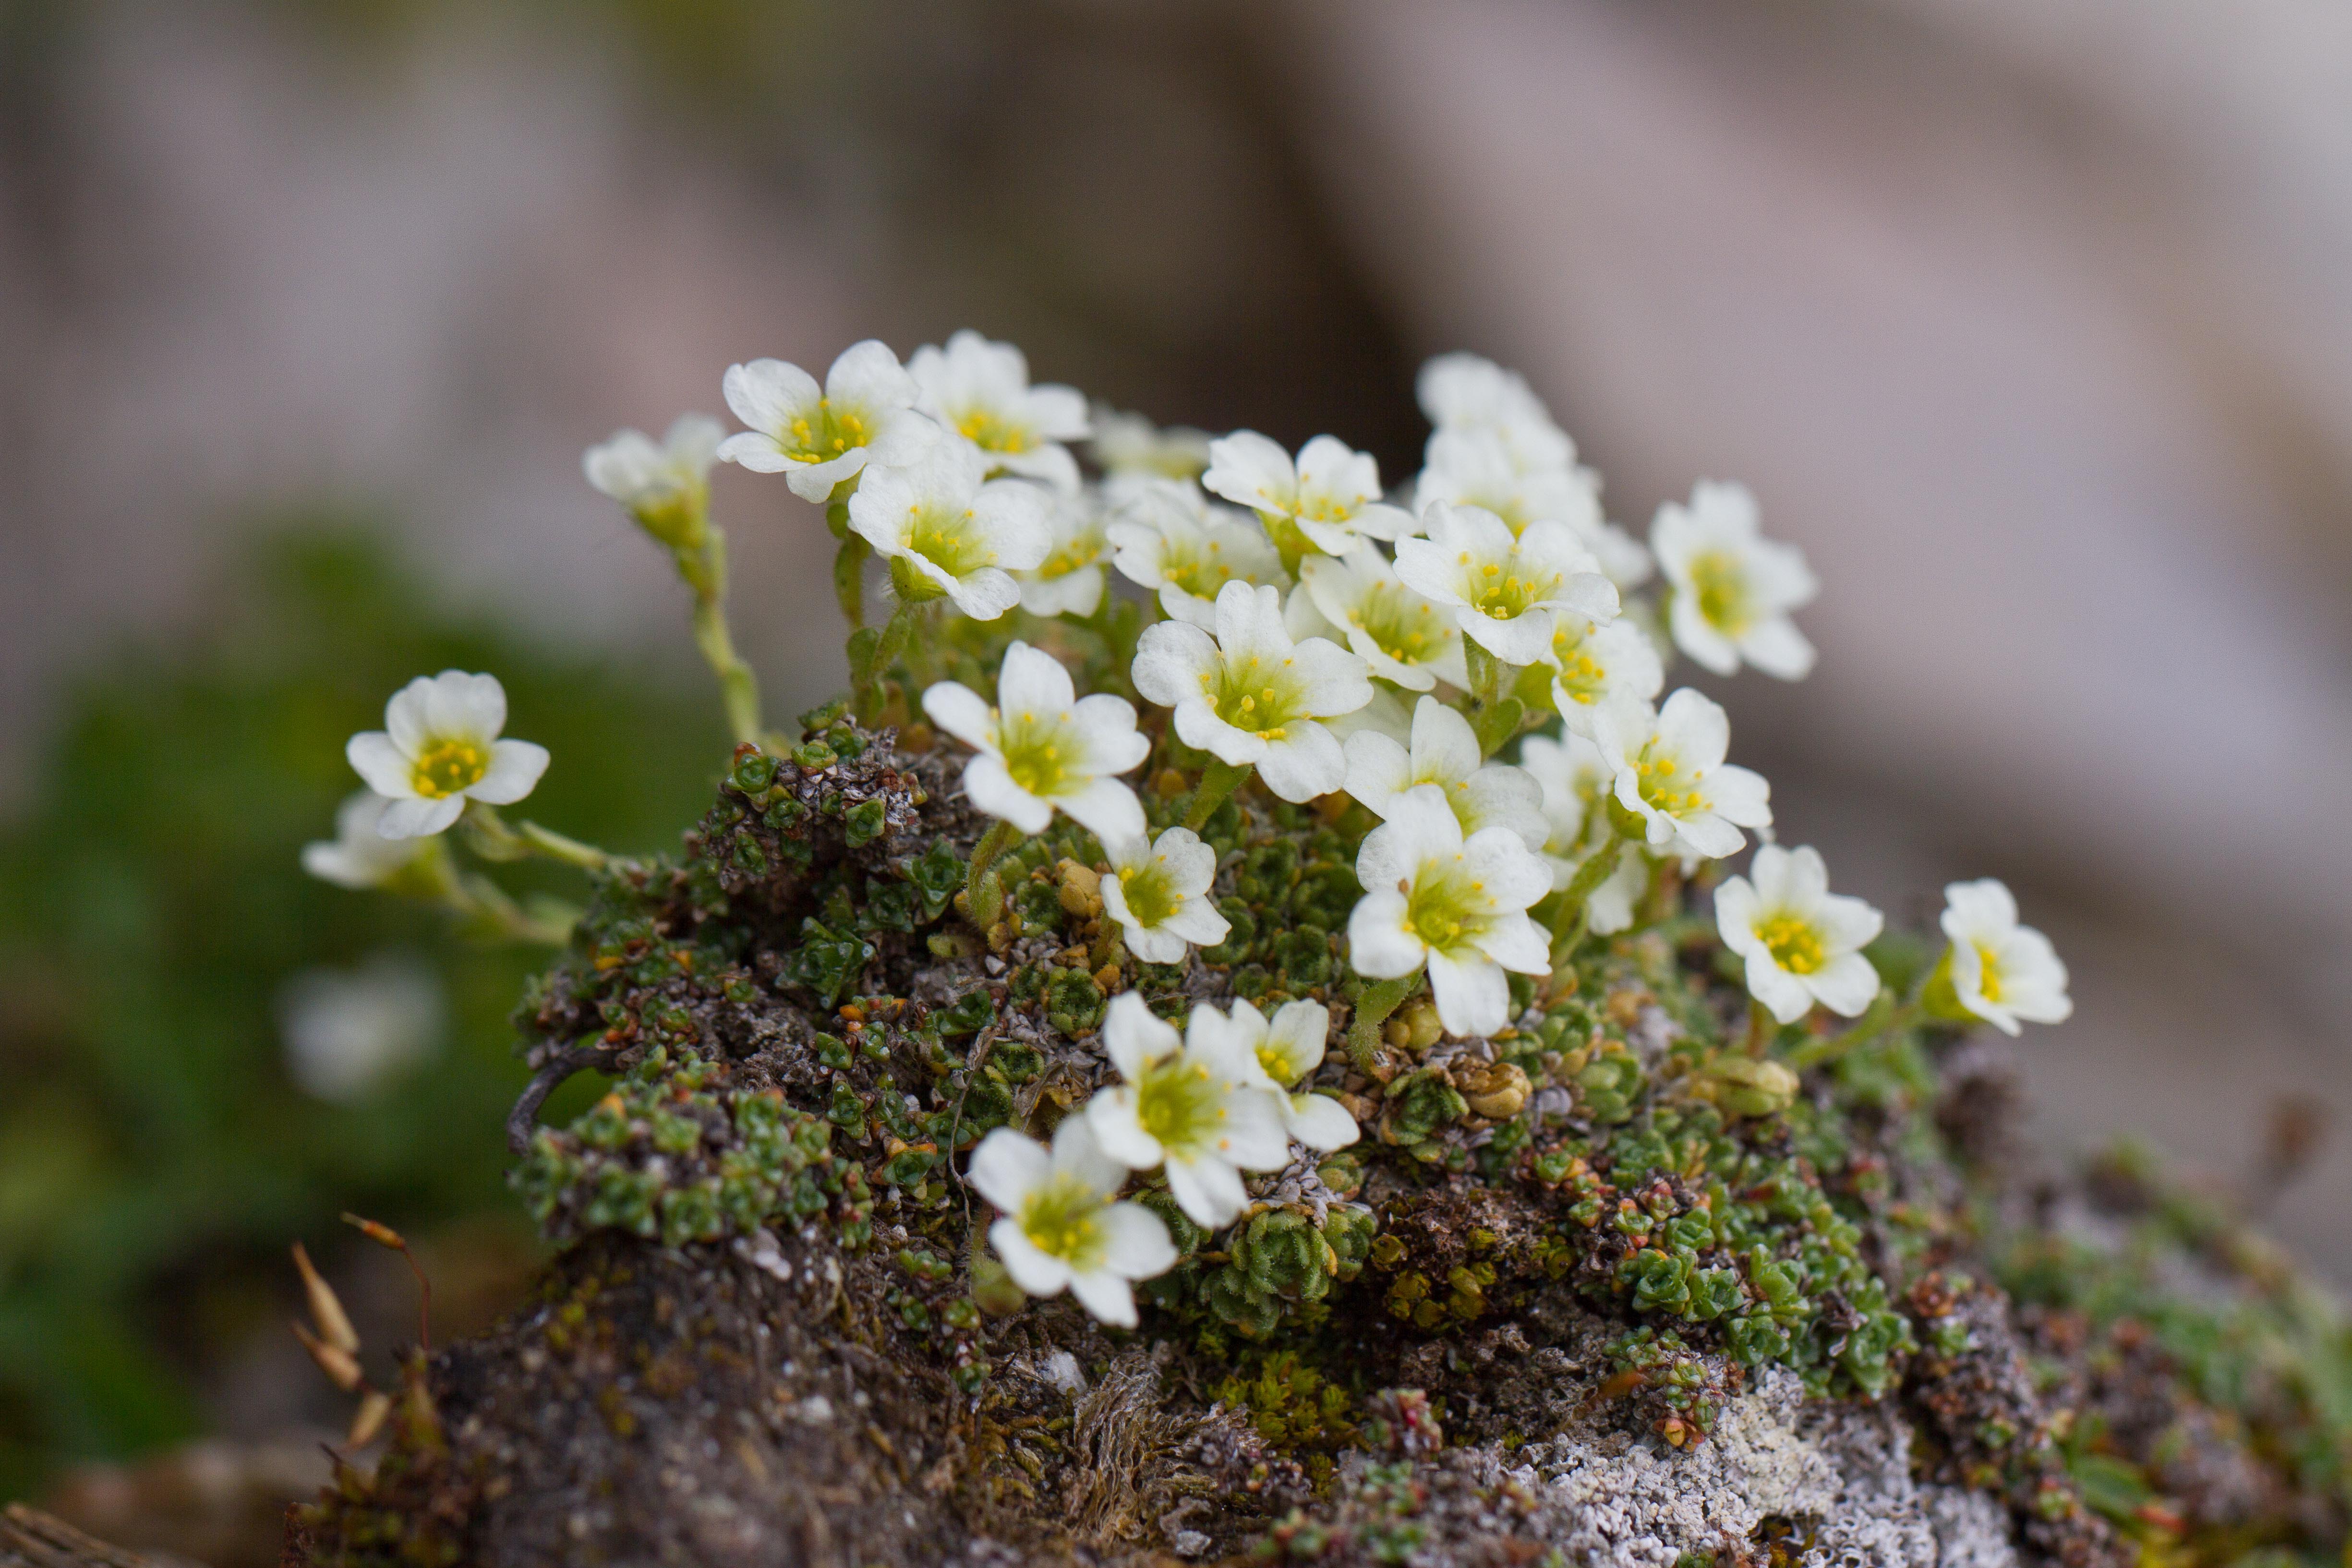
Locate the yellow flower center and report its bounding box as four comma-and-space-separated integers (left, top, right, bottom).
1552, 623, 1606, 705
1117, 860, 1178, 928
1163, 537, 1243, 600
1460, 552, 1553, 620
1206, 654, 1302, 740
906, 505, 993, 579
410, 738, 488, 799
999, 710, 1077, 798
1347, 582, 1445, 666
1134, 1055, 1227, 1158
1756, 913, 1825, 975
1973, 941, 2004, 1003
1687, 550, 1750, 635
1633, 749, 1707, 816
782, 396, 871, 462
1404, 858, 1484, 953
1017, 1175, 1107, 1266
954, 407, 1031, 454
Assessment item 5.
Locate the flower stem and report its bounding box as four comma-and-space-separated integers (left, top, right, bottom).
828, 497, 869, 630
1740, 998, 1776, 1059
965, 818, 1024, 931
1346, 974, 1423, 1078
856, 602, 920, 719
1547, 835, 1625, 964
1182, 757, 1253, 832
1459, 641, 1527, 758
448, 872, 574, 946
670, 526, 766, 748
1261, 513, 1314, 579
1785, 990, 1906, 1072
463, 803, 619, 873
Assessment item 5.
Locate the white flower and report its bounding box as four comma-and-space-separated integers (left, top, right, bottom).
1298, 545, 1468, 692
1393, 502, 1620, 666
1089, 404, 1213, 484
582, 413, 724, 546
1192, 999, 1359, 1152
1416, 427, 1603, 540
1544, 612, 1664, 739
345, 672, 551, 839
1203, 432, 1413, 558
277, 953, 443, 1104
302, 791, 437, 889
1594, 689, 1772, 861
1322, 684, 1414, 748
968, 1116, 1176, 1327
1105, 480, 1288, 629
1018, 486, 1111, 618
1100, 828, 1229, 964
718, 339, 936, 502
1936, 880, 2072, 1035
1652, 481, 1818, 679
1415, 351, 1576, 471
1346, 784, 1552, 1038
921, 642, 1148, 843
1518, 734, 1646, 935
848, 439, 1052, 619
1344, 695, 1547, 851
1131, 581, 1373, 803
1086, 992, 1291, 1229
910, 329, 1090, 491
1715, 845, 1884, 1024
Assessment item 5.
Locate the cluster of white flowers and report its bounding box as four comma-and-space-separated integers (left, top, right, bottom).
309, 333, 2079, 1333
968, 991, 1357, 1326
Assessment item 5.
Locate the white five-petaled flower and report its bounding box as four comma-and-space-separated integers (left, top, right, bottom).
910, 329, 1091, 492
1018, 486, 1111, 618
1394, 502, 1620, 667
278, 954, 444, 1105
1935, 880, 2073, 1036
921, 642, 1148, 844
582, 413, 724, 547
1652, 481, 1819, 679
848, 439, 1052, 620
1715, 845, 1884, 1025
345, 672, 551, 839
1593, 689, 1772, 861
1545, 612, 1664, 740
1298, 545, 1468, 692
1415, 427, 1603, 540
1203, 431, 1413, 558
1131, 581, 1374, 803
968, 1116, 1176, 1328
1416, 352, 1577, 471
1518, 735, 1645, 936
1100, 828, 1230, 965
1086, 992, 1291, 1229
718, 339, 935, 502
1347, 784, 1552, 1038
1089, 405, 1213, 486
1344, 696, 1548, 852
1191, 999, 1359, 1152
1105, 480, 1288, 629
302, 792, 440, 890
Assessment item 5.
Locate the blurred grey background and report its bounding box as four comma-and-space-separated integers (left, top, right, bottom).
3, 0, 2347, 1292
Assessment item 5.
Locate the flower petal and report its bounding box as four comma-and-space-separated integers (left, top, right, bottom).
1426, 949, 1510, 1037
969, 1127, 1051, 1211
963, 755, 1055, 833
1284, 1092, 1361, 1151
467, 739, 549, 805
921, 682, 1000, 754
346, 731, 415, 798
1345, 889, 1425, 978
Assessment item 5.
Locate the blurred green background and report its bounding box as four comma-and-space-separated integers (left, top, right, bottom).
0, 527, 726, 1505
